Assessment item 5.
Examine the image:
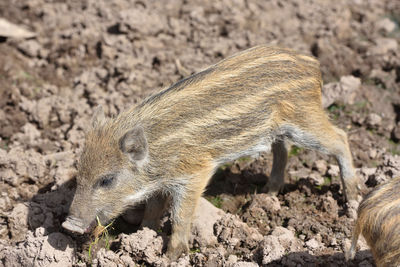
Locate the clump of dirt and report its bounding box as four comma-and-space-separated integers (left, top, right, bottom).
0, 227, 75, 267
0, 0, 400, 266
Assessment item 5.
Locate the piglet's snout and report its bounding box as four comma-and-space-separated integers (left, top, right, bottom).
62, 216, 87, 234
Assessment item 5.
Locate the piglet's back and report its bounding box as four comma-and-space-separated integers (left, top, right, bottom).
113, 45, 323, 168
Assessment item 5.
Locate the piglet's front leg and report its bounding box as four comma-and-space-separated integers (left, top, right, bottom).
141, 193, 169, 230
166, 170, 212, 261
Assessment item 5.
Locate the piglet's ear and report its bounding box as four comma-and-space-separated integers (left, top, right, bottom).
91, 105, 106, 128
119, 126, 148, 162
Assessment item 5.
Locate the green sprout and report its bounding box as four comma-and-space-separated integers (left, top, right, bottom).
205, 195, 223, 208
88, 216, 114, 262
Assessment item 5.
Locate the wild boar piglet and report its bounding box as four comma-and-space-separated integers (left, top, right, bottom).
346, 176, 400, 267
62, 45, 362, 259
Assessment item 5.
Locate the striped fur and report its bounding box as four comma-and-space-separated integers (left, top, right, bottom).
347, 176, 400, 266
64, 45, 361, 259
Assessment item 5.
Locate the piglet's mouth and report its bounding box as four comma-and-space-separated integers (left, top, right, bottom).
62, 216, 96, 234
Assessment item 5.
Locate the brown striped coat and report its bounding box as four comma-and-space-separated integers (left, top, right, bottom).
347, 176, 400, 266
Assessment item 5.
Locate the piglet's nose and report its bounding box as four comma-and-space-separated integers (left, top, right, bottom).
62, 216, 86, 234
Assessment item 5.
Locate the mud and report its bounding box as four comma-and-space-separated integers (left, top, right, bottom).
0, 0, 400, 266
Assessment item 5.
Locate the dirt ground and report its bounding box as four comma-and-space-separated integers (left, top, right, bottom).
0, 0, 400, 266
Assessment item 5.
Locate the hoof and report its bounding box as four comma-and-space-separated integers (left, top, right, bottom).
344, 177, 366, 202
166, 241, 189, 261
262, 182, 283, 196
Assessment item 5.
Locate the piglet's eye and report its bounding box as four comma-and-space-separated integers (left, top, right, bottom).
98, 174, 115, 188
